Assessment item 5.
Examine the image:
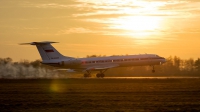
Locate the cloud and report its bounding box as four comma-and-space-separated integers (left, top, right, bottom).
56, 27, 96, 35
157, 1, 200, 17
72, 0, 200, 19
19, 1, 77, 9
1, 0, 200, 39
25, 3, 78, 9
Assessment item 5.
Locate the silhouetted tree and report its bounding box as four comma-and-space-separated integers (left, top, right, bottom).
162, 56, 174, 75
0, 57, 13, 64
87, 55, 98, 58
173, 56, 181, 73
19, 59, 30, 67
195, 58, 200, 73
87, 55, 106, 58
30, 59, 42, 68
183, 58, 195, 72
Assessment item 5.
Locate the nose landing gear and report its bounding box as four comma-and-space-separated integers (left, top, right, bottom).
152, 66, 155, 73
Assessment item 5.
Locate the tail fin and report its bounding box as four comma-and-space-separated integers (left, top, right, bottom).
20, 41, 73, 61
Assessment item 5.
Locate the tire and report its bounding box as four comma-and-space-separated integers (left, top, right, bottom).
96, 73, 101, 78
100, 73, 105, 78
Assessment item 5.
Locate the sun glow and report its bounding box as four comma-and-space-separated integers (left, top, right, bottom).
108, 16, 162, 38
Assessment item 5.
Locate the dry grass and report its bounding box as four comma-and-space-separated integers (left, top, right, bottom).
0, 78, 200, 111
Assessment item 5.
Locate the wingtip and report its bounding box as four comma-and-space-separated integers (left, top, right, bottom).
19, 43, 32, 45
19, 41, 59, 45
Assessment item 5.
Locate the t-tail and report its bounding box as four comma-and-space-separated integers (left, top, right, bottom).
20, 41, 74, 61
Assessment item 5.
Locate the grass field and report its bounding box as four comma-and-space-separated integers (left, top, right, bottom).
0, 78, 200, 111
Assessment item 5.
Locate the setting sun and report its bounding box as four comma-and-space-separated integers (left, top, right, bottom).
108, 16, 163, 38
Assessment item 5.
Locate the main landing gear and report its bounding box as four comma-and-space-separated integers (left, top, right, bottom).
83, 69, 107, 78
152, 66, 155, 73
84, 70, 91, 77
96, 73, 105, 78
96, 69, 107, 78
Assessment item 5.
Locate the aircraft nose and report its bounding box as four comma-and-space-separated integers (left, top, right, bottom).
163, 58, 166, 63
160, 57, 166, 64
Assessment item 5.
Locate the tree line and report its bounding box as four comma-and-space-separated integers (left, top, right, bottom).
0, 56, 200, 78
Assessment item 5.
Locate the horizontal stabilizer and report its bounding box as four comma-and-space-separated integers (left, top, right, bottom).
19, 41, 58, 45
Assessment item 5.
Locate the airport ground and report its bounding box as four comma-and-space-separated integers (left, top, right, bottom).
0, 78, 200, 111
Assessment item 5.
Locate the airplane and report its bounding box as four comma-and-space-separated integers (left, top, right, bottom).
20, 41, 166, 78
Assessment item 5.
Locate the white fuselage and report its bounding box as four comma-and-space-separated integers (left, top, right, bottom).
42, 54, 166, 70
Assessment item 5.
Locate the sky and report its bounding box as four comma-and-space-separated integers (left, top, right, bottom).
0, 0, 200, 61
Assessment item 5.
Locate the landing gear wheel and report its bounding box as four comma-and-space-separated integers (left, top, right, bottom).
96, 73, 101, 78
96, 73, 105, 78
100, 73, 105, 78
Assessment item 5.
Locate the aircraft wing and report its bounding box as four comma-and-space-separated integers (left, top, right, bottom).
85, 64, 119, 71
55, 69, 83, 72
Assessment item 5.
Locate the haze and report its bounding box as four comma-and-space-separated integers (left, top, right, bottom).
0, 0, 200, 61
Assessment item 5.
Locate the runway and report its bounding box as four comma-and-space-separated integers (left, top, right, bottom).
0, 78, 200, 111
83, 76, 200, 79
